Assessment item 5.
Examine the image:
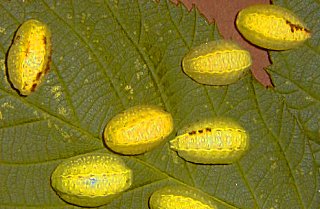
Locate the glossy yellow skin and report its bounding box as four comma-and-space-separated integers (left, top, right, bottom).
170, 118, 249, 164
51, 153, 132, 207
7, 19, 52, 96
149, 186, 216, 209
236, 4, 311, 50
104, 105, 173, 155
182, 40, 252, 85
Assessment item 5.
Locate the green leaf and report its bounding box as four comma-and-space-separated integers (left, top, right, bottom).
0, 0, 319, 208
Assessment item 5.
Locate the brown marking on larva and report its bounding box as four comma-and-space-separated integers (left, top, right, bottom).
290, 27, 294, 33
285, 20, 309, 33
25, 43, 30, 57
43, 36, 52, 74
198, 129, 203, 133
43, 36, 47, 45
206, 128, 211, 132
15, 35, 21, 42
31, 83, 37, 92
188, 130, 196, 135
36, 71, 43, 80
44, 54, 52, 74
304, 28, 311, 33
236, 129, 244, 133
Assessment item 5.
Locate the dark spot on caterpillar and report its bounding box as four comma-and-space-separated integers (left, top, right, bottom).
36, 72, 43, 80
304, 28, 311, 33
25, 44, 30, 56
31, 83, 37, 92
15, 35, 21, 41
285, 20, 309, 33
43, 36, 47, 45
198, 130, 203, 133
188, 130, 196, 135
44, 54, 52, 74
206, 128, 211, 132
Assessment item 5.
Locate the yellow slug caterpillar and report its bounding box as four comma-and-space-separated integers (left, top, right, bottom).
51, 153, 132, 207
149, 186, 217, 209
104, 105, 174, 155
7, 19, 52, 95
182, 40, 252, 85
236, 4, 311, 50
170, 118, 249, 164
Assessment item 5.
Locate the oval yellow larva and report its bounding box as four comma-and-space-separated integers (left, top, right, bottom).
149, 186, 216, 209
104, 105, 174, 155
51, 153, 132, 207
236, 4, 311, 50
182, 40, 252, 86
7, 19, 52, 96
170, 118, 249, 164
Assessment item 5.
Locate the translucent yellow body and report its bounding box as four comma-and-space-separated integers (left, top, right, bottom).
7, 19, 52, 95
149, 186, 216, 209
51, 153, 132, 207
182, 40, 252, 85
170, 118, 249, 164
236, 4, 311, 50
104, 105, 174, 155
